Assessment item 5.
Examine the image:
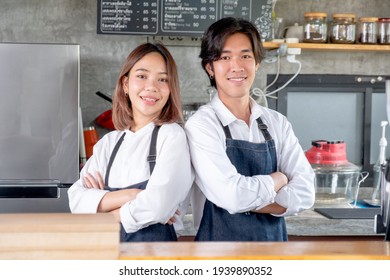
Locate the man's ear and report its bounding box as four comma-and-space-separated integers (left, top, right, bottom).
255, 63, 260, 72
205, 63, 214, 77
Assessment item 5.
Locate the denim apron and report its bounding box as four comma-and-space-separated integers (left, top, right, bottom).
104, 126, 177, 242
195, 117, 287, 241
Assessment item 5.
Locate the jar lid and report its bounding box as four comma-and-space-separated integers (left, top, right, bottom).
378, 18, 390, 22
359, 17, 379, 22
304, 12, 327, 18
333, 13, 356, 19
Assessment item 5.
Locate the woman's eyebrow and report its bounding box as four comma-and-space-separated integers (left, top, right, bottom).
134, 68, 167, 75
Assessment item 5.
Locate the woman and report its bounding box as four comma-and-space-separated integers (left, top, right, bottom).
68, 43, 193, 242
185, 17, 315, 241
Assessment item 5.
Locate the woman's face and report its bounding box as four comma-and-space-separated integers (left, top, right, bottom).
206, 32, 259, 101
122, 52, 170, 126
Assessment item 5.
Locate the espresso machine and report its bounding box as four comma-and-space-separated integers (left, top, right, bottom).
375, 159, 390, 241
375, 79, 390, 241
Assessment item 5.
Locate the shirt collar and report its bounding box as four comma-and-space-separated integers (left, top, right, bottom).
211, 94, 263, 126
124, 121, 155, 137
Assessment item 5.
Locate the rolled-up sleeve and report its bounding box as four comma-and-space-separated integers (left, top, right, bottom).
271, 116, 315, 217
68, 135, 111, 213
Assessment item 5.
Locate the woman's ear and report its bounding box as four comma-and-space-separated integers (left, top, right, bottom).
255, 63, 260, 72
121, 76, 129, 94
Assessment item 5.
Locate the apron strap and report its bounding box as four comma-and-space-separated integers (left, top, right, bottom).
104, 125, 161, 186
256, 117, 273, 141
147, 125, 161, 174
105, 132, 126, 186
220, 120, 233, 139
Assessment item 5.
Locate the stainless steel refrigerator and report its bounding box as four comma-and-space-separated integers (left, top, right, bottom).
0, 43, 80, 213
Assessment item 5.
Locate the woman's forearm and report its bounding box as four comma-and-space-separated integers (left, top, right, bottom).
97, 189, 142, 212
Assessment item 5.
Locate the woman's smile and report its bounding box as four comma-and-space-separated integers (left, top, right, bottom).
140, 95, 160, 104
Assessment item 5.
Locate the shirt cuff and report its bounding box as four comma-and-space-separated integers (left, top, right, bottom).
80, 189, 109, 213
272, 187, 290, 217
253, 175, 277, 210
119, 201, 141, 234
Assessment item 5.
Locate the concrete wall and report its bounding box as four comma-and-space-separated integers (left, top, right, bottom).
1, 0, 389, 128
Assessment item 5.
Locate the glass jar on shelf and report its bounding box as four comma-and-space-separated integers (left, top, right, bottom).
330, 13, 356, 44
378, 18, 390, 45
303, 12, 328, 43
358, 17, 378, 44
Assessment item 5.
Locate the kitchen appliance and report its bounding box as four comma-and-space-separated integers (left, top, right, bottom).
0, 43, 80, 213
375, 79, 390, 240
375, 158, 390, 240
365, 121, 388, 206
306, 140, 367, 206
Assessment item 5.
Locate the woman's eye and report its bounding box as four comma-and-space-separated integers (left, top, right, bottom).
136, 74, 146, 79
219, 56, 230, 61
159, 78, 169, 83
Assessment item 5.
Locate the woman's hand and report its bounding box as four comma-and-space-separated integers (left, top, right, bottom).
167, 209, 180, 225
83, 172, 105, 190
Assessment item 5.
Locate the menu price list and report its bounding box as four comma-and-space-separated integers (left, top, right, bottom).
97, 0, 272, 40
162, 0, 217, 34
98, 0, 158, 34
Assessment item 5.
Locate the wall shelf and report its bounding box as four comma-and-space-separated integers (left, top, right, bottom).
263, 42, 390, 52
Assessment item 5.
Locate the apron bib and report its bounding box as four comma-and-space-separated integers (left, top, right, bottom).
105, 126, 177, 242
195, 117, 287, 241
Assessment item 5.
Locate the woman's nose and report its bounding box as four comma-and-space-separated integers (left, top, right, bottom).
145, 79, 158, 92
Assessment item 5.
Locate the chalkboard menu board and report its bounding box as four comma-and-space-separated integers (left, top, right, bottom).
97, 0, 273, 41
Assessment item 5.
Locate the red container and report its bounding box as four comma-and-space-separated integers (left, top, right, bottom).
305, 140, 348, 165
96, 109, 115, 130
84, 126, 99, 159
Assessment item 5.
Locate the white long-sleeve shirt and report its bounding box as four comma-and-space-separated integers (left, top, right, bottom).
185, 95, 315, 227
68, 122, 194, 234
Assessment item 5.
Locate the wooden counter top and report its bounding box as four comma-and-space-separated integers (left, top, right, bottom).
120, 241, 390, 260
0, 213, 120, 260
1, 213, 388, 260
